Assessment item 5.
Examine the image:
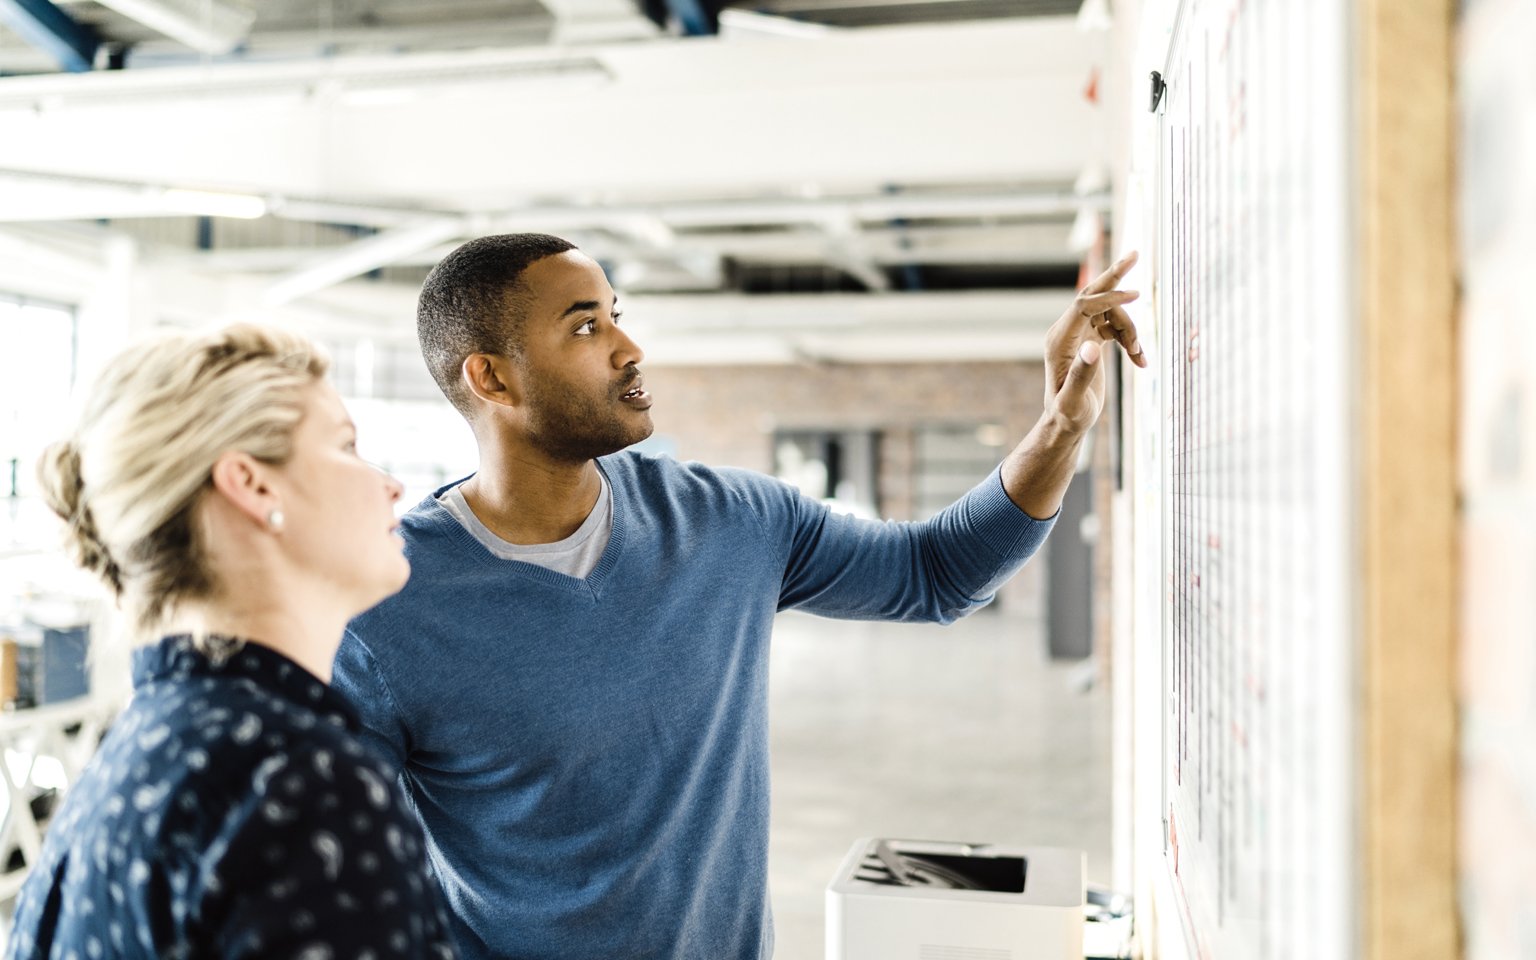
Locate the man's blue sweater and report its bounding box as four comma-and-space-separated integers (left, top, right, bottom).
333, 451, 1055, 960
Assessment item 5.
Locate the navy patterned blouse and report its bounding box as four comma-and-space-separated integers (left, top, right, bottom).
5, 635, 459, 959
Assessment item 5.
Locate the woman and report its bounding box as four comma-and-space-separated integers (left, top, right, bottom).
6, 324, 457, 959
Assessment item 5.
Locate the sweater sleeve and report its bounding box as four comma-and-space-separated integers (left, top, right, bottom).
330, 630, 412, 773
749, 465, 1057, 624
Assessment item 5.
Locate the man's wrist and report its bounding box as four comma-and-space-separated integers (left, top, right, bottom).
1036, 409, 1090, 449
997, 412, 1089, 520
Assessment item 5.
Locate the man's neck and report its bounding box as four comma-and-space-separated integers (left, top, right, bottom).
460, 450, 603, 545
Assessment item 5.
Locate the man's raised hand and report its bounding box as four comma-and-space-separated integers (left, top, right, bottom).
1041, 251, 1145, 435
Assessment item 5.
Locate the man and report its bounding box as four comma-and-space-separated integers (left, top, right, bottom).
333, 233, 1144, 959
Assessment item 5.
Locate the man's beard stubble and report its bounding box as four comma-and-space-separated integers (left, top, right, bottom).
521, 370, 654, 464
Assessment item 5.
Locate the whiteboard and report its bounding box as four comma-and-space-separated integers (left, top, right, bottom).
1135, 0, 1357, 957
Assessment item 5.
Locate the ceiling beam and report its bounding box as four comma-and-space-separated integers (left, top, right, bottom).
260, 218, 468, 306
0, 19, 1107, 199
817, 210, 891, 292
89, 0, 253, 54
0, 0, 97, 72
717, 8, 835, 39
535, 0, 662, 44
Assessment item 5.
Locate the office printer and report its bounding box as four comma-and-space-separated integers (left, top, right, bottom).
826, 838, 1085, 960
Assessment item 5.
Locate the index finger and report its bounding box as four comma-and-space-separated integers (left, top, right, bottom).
1082, 249, 1140, 295
1100, 304, 1148, 367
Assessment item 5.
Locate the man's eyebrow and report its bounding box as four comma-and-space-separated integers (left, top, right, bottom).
559, 297, 619, 319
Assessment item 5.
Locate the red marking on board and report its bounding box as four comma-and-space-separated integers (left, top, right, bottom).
1208, 533, 1221, 549
1169, 807, 1180, 875
1169, 837, 1214, 960
1245, 674, 1266, 703
1231, 81, 1247, 143
1084, 67, 1100, 105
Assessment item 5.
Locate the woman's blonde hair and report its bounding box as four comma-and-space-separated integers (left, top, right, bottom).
36, 323, 329, 638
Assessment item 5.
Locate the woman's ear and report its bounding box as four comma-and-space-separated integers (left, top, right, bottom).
208, 451, 280, 530
463, 354, 521, 410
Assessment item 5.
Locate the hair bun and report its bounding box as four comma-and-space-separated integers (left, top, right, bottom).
36, 440, 124, 595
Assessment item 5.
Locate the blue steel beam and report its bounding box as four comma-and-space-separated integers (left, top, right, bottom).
0, 0, 99, 72
662, 0, 713, 35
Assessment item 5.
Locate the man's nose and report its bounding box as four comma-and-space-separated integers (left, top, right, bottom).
612, 324, 645, 368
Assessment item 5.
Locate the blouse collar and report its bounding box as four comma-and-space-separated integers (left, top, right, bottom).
131, 634, 360, 731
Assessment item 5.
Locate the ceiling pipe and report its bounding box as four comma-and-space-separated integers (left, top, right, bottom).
0, 166, 1106, 232
182, 221, 1078, 274
0, 48, 615, 108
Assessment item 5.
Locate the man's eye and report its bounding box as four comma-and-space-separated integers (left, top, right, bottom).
576, 320, 596, 335
612, 312, 624, 325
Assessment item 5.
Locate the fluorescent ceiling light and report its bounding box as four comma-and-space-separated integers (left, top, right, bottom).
0, 168, 267, 221
162, 188, 266, 219
329, 58, 613, 106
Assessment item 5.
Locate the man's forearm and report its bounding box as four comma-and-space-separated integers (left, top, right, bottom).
1000, 413, 1090, 521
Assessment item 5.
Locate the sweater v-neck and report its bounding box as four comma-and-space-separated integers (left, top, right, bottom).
422, 459, 627, 599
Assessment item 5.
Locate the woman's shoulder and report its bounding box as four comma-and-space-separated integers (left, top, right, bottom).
13, 679, 449, 960
121, 669, 350, 764
39, 675, 407, 899
78, 674, 381, 838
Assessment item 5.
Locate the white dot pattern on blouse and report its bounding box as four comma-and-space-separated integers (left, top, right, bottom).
4, 636, 459, 960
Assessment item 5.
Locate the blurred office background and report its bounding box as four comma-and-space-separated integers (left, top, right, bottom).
0, 4, 1118, 956
0, 0, 1531, 957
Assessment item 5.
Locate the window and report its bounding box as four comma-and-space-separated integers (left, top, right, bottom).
0, 295, 77, 552
773, 429, 880, 518
913, 423, 1006, 520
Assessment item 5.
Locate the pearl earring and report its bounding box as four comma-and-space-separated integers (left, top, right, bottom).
267, 509, 285, 532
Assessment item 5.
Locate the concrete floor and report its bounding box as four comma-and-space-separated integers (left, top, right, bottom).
766, 609, 1112, 959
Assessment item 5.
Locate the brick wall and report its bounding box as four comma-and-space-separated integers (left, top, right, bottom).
640, 360, 1053, 619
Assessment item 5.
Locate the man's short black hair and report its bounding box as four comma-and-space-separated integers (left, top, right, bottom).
417, 232, 578, 418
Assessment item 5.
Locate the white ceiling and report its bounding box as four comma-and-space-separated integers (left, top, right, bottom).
0, 5, 1111, 372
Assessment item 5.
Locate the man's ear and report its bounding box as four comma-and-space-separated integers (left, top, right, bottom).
208, 451, 278, 529
463, 354, 521, 409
